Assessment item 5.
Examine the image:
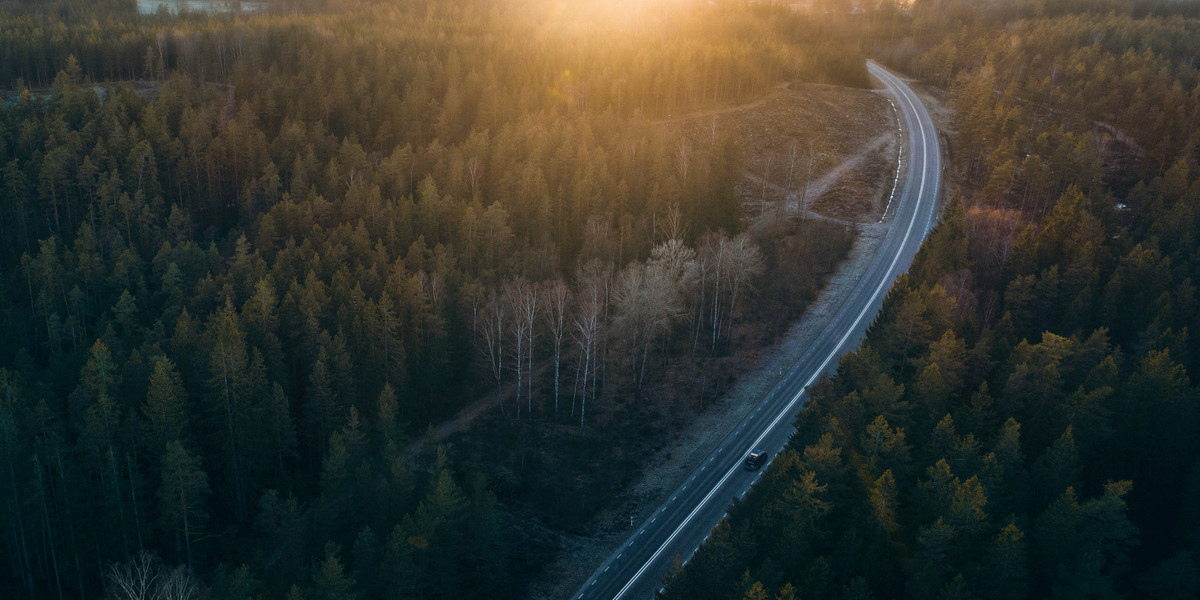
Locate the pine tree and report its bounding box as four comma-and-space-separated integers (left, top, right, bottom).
869, 470, 900, 535
158, 441, 209, 569
79, 339, 131, 553
981, 522, 1028, 600
1031, 427, 1081, 510
311, 543, 357, 600
266, 384, 298, 476
207, 298, 251, 520
307, 347, 338, 455
375, 383, 402, 447
142, 358, 189, 454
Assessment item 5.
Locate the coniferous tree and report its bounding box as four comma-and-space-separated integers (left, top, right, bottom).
158, 441, 209, 569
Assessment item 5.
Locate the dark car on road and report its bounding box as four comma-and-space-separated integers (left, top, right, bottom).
744, 450, 767, 470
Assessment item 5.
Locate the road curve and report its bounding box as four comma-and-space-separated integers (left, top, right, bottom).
573, 62, 942, 600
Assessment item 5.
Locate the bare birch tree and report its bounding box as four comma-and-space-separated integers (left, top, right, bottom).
517, 281, 539, 420
541, 279, 570, 415
477, 288, 505, 413
674, 140, 690, 183
658, 202, 687, 244
696, 232, 763, 350
613, 259, 685, 392
502, 278, 531, 419
724, 233, 765, 341
648, 237, 699, 361
463, 280, 484, 347
787, 141, 799, 195
699, 232, 728, 351
650, 238, 699, 284
761, 153, 773, 217
572, 277, 603, 429
106, 552, 203, 600
105, 552, 157, 600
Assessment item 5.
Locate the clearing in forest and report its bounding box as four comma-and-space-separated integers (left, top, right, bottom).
663, 82, 900, 224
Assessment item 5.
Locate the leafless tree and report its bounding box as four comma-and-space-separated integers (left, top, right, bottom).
105, 552, 203, 600
463, 129, 489, 199
572, 267, 607, 428
517, 281, 539, 420
106, 552, 157, 600
803, 140, 815, 220
652, 238, 699, 356
649, 238, 699, 285
416, 270, 445, 352
787, 141, 799, 194
502, 278, 535, 419
463, 280, 484, 346
674, 140, 690, 182
572, 289, 601, 429
542, 279, 570, 415
418, 270, 444, 308
477, 288, 505, 413
699, 232, 728, 351
724, 233, 765, 341
156, 566, 203, 600
657, 202, 687, 244
761, 153, 773, 217
696, 232, 763, 349
613, 260, 685, 391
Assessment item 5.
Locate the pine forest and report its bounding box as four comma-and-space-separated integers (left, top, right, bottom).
1, 0, 1199, 599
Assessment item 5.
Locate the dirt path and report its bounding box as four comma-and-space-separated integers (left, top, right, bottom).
804, 132, 892, 206
404, 390, 500, 458
651, 85, 789, 126
741, 172, 855, 226
740, 132, 895, 227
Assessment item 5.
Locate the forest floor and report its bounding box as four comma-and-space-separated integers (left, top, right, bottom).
527, 81, 916, 599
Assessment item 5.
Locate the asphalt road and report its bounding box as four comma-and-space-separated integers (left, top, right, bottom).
572, 62, 942, 600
